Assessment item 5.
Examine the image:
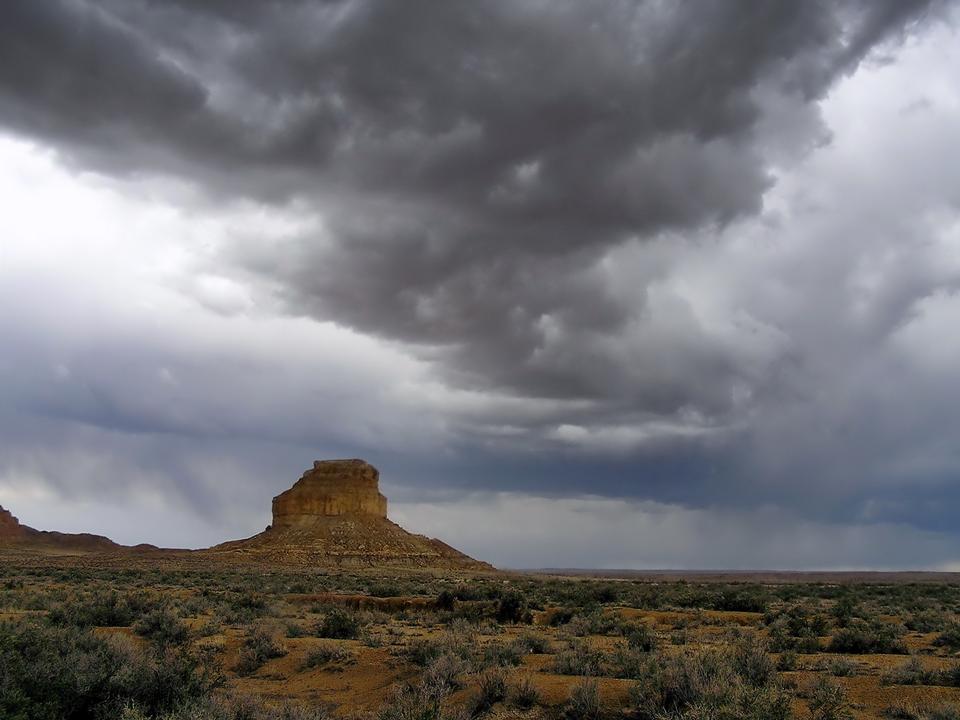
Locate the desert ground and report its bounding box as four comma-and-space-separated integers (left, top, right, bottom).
2, 550, 959, 720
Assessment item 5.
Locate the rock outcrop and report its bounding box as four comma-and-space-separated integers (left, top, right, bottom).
272, 459, 388, 527
0, 505, 26, 540
0, 503, 120, 551
210, 459, 492, 570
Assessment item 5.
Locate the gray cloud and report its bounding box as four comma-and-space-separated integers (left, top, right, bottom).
0, 0, 958, 566
0, 2, 939, 407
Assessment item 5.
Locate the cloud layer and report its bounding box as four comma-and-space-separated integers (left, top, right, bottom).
0, 0, 958, 567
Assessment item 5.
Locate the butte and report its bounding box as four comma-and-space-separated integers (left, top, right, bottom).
205, 459, 491, 569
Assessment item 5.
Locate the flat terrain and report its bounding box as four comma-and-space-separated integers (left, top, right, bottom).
2, 550, 959, 720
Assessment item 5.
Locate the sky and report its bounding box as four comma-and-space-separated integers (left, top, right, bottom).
1, 0, 959, 570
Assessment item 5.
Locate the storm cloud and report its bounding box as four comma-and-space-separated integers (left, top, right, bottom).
0, 0, 958, 568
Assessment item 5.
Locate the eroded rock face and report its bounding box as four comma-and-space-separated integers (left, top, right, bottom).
271, 459, 388, 528
0, 505, 25, 539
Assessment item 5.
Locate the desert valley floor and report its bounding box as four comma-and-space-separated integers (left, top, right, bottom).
2, 548, 960, 720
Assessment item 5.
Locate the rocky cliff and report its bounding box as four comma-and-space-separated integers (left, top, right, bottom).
272, 459, 388, 527
0, 505, 26, 540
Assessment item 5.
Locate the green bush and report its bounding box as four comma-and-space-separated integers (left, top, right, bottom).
511, 631, 552, 655
301, 642, 355, 670
510, 675, 541, 710
777, 651, 799, 671
624, 623, 657, 652
935, 624, 960, 651
134, 606, 190, 647
47, 590, 154, 628
564, 679, 601, 720
808, 677, 853, 720
470, 668, 508, 715
315, 608, 362, 640
236, 626, 287, 675
629, 649, 790, 720
495, 591, 530, 624
481, 641, 522, 667
730, 634, 776, 687
0, 620, 221, 720
828, 623, 907, 655
551, 640, 605, 676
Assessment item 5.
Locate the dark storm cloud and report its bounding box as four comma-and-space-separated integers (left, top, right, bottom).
0, 0, 936, 407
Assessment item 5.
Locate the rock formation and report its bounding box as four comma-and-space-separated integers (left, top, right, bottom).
210, 459, 492, 570
272, 459, 388, 527
0, 505, 25, 540
0, 503, 120, 551
0, 460, 493, 570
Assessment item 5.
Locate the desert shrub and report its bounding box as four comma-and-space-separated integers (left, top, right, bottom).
283, 621, 306, 638
884, 702, 960, 720
551, 640, 606, 676
495, 591, 531, 624
236, 626, 287, 675
448, 600, 497, 624
765, 604, 827, 654
564, 679, 601, 720
119, 694, 334, 720
606, 644, 650, 680
405, 623, 476, 671
711, 588, 769, 613
435, 590, 456, 611
422, 653, 466, 694
301, 642, 355, 670
828, 622, 907, 654
196, 617, 222, 637
592, 585, 619, 604
623, 623, 657, 652
831, 596, 860, 628
935, 623, 960, 651
563, 609, 625, 637
730, 634, 776, 687
134, 606, 190, 646
368, 583, 404, 598
315, 608, 362, 639
547, 607, 577, 626
481, 641, 522, 667
906, 611, 948, 633
629, 648, 791, 720
470, 668, 508, 715
510, 676, 541, 710
777, 651, 799, 671
884, 658, 936, 686
883, 659, 960, 688
808, 678, 852, 720
828, 658, 859, 677
219, 592, 271, 625
406, 638, 446, 667
47, 590, 154, 628
378, 680, 459, 720
0, 620, 221, 720
511, 631, 552, 654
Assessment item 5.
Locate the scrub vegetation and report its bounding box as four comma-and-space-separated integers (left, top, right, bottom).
1, 561, 959, 719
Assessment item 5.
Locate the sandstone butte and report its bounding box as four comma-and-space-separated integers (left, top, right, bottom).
0, 459, 493, 570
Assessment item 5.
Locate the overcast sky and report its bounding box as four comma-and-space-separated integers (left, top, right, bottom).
1, 0, 959, 570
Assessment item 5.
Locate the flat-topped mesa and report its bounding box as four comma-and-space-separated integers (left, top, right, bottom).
271, 459, 388, 528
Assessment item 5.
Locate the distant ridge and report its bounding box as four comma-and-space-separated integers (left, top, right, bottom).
0, 504, 123, 552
